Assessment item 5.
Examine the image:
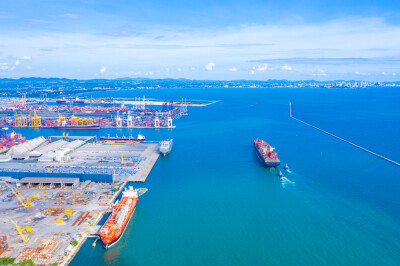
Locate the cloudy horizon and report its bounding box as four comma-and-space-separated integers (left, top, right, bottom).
1, 0, 400, 81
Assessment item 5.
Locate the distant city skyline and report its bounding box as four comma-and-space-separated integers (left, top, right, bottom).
0, 0, 400, 81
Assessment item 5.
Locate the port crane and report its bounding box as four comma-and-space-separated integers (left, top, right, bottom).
5, 183, 31, 208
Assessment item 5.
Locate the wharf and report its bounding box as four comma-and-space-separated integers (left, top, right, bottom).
0, 137, 161, 265
128, 143, 160, 182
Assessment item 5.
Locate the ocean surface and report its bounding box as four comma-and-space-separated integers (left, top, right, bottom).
19, 87, 400, 265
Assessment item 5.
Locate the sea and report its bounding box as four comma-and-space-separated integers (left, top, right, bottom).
17, 87, 400, 265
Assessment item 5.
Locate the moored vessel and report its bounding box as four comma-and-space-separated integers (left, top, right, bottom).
56, 98, 68, 104
160, 139, 173, 156
100, 134, 145, 142
72, 97, 86, 104
253, 139, 280, 167
53, 125, 100, 130
100, 186, 139, 249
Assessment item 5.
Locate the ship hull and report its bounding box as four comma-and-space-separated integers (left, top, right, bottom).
54, 125, 100, 130
102, 206, 136, 249
100, 188, 138, 249
100, 137, 145, 142
254, 143, 280, 167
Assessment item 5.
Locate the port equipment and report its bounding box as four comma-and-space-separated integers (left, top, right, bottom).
10, 219, 29, 243
57, 114, 66, 126
5, 183, 31, 207
31, 110, 41, 127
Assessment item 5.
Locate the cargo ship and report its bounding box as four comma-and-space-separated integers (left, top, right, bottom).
72, 97, 86, 104
56, 98, 68, 104
160, 139, 173, 156
100, 186, 139, 249
100, 134, 145, 142
53, 125, 100, 130
253, 139, 280, 167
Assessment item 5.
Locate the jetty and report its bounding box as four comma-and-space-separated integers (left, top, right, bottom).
290, 102, 400, 167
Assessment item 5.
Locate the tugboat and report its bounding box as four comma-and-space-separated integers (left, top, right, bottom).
277, 171, 284, 178
284, 164, 290, 171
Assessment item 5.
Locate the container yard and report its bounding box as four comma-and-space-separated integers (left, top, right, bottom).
0, 135, 161, 265
0, 96, 191, 129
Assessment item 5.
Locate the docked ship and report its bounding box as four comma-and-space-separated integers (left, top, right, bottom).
100, 186, 139, 249
72, 97, 86, 104
56, 98, 68, 104
160, 139, 173, 156
253, 139, 280, 167
100, 134, 145, 142
53, 125, 100, 130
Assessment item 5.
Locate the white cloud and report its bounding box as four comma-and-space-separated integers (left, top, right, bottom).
100, 67, 107, 73
15, 60, 21, 65
256, 63, 268, 71
281, 65, 292, 71
312, 69, 327, 76
148, 71, 154, 75
205, 62, 215, 71
0, 63, 7, 66
381, 72, 387, 75
355, 71, 368, 76
392, 73, 397, 76
10, 66, 16, 71
27, 66, 32, 70
229, 67, 238, 72
20, 56, 31, 60
249, 70, 255, 74
177, 68, 182, 72
60, 13, 81, 19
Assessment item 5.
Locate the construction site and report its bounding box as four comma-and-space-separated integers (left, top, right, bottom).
0, 135, 161, 265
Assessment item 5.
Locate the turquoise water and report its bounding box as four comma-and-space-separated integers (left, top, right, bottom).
19, 87, 400, 265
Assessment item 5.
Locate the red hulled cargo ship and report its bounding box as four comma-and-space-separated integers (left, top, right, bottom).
253, 139, 280, 167
100, 186, 139, 249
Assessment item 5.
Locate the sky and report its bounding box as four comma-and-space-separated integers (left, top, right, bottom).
0, 0, 400, 81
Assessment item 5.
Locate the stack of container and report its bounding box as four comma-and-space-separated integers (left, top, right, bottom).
0, 236, 8, 255
0, 131, 26, 150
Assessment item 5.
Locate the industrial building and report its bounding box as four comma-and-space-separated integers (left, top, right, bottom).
16, 177, 79, 189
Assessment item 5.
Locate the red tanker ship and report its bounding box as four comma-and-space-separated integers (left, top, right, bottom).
100, 187, 138, 249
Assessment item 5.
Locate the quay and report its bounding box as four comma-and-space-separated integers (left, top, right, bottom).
290, 102, 400, 167
0, 136, 162, 265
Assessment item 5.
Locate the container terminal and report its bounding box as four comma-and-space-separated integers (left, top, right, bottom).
0, 95, 207, 130
0, 135, 162, 265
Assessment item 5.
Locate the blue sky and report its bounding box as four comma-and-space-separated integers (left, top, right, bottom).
0, 0, 400, 80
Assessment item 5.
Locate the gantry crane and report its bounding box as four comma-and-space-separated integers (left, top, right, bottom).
5, 183, 31, 208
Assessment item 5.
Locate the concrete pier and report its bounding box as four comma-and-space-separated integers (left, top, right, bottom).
128, 143, 160, 182
290, 102, 400, 167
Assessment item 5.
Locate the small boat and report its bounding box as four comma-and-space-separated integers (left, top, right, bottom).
284, 164, 290, 171
277, 171, 284, 178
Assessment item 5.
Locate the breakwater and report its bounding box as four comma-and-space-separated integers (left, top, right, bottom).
290, 102, 400, 167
